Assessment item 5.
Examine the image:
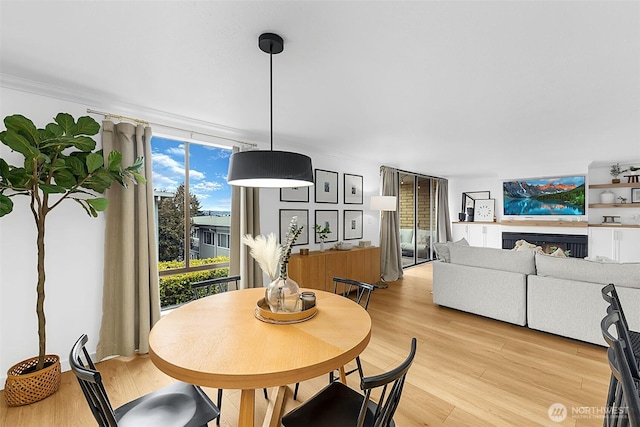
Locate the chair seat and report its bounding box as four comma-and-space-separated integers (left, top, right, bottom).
115, 381, 219, 427
282, 382, 394, 427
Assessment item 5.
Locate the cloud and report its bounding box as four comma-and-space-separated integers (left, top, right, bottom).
153, 151, 206, 181
192, 181, 224, 192
166, 145, 185, 156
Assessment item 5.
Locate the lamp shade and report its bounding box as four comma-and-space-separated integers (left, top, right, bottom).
227, 150, 314, 188
370, 196, 397, 211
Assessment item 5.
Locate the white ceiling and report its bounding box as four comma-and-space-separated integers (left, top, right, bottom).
1, 1, 639, 178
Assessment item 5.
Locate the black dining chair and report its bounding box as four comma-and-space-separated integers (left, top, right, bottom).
69, 334, 219, 427
601, 283, 640, 360
603, 328, 640, 426
282, 337, 417, 427
190, 275, 268, 425
292, 276, 375, 401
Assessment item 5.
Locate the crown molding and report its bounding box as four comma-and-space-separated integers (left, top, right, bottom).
0, 74, 261, 147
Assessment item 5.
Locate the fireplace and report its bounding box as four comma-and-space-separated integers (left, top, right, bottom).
502, 232, 588, 258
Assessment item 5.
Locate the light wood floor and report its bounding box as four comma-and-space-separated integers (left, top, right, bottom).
1, 263, 610, 426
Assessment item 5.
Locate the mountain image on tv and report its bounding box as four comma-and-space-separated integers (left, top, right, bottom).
503, 176, 585, 215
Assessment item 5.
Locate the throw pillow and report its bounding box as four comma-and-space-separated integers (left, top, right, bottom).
512, 239, 543, 253
434, 238, 469, 263
549, 248, 567, 257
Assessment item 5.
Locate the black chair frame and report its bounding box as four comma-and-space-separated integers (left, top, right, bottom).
601, 283, 640, 360
282, 337, 417, 427
69, 334, 219, 427
606, 335, 640, 426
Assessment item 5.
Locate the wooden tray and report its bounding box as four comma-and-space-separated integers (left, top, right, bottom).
254, 298, 318, 324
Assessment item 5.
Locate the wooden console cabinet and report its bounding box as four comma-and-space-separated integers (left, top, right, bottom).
287, 246, 381, 291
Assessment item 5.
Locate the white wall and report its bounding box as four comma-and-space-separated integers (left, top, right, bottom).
0, 88, 107, 384
0, 86, 384, 384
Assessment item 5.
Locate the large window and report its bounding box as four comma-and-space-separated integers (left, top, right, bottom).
152, 136, 233, 308
218, 233, 230, 249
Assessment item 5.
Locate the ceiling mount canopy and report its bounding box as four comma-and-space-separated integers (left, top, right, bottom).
227, 33, 314, 188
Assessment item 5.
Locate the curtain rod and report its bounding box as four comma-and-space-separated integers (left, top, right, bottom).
380, 165, 443, 180
86, 108, 257, 148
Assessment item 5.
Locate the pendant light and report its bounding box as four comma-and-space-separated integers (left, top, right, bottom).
227, 33, 314, 188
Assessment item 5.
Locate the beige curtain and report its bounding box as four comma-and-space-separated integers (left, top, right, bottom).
229, 147, 263, 289
436, 178, 452, 243
97, 121, 160, 360
380, 166, 403, 282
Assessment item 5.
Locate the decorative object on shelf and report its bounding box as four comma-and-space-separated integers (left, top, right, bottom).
314, 210, 338, 246
610, 163, 628, 184
266, 216, 303, 312
343, 173, 363, 204
280, 186, 309, 202
279, 209, 309, 245
462, 191, 490, 214
0, 113, 145, 406
473, 199, 495, 222
336, 242, 353, 251
617, 196, 628, 204
299, 248, 309, 255
632, 188, 640, 203
343, 210, 364, 240
632, 214, 640, 225
465, 207, 474, 222
624, 175, 639, 183
227, 33, 313, 188
314, 223, 330, 252
602, 215, 621, 224
600, 190, 616, 204
358, 240, 371, 248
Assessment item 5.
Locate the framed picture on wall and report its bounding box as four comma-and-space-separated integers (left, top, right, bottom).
279, 209, 309, 245
314, 210, 339, 243
280, 186, 309, 202
632, 188, 640, 203
343, 210, 363, 240
315, 169, 339, 203
343, 173, 363, 204
462, 191, 491, 212
473, 199, 495, 222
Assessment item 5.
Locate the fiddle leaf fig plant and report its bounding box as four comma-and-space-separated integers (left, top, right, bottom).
0, 113, 145, 371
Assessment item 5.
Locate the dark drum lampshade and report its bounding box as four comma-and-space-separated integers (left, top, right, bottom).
227, 32, 314, 188
227, 150, 314, 188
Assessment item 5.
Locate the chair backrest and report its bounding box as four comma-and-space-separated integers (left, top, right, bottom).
606, 337, 640, 426
192, 275, 240, 300
602, 284, 631, 331
69, 334, 118, 427
332, 277, 375, 310
601, 310, 640, 380
358, 337, 417, 427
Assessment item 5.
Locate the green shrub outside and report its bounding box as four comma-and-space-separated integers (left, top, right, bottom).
159, 256, 230, 307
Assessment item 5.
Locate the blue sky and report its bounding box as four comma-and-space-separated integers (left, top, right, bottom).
151, 136, 232, 212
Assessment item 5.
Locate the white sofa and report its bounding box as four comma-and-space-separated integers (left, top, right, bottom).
432, 244, 640, 345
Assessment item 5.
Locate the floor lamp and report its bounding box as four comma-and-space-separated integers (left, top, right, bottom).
370, 196, 397, 288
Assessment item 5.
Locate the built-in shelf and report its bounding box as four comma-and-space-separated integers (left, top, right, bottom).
500, 220, 588, 227
589, 182, 639, 189
589, 224, 640, 228
588, 203, 640, 208
452, 221, 500, 225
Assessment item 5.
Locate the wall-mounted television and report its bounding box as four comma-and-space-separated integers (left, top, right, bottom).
503, 175, 586, 216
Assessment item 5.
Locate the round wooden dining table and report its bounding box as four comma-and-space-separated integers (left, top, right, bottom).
149, 287, 372, 427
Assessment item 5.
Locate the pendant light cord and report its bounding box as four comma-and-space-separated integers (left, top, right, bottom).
270, 44, 273, 151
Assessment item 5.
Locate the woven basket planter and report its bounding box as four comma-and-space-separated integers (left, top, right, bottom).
4, 355, 61, 406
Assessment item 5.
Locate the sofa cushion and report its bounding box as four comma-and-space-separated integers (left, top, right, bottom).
433, 238, 468, 263
400, 228, 414, 245
449, 245, 537, 275
535, 252, 640, 288
416, 229, 430, 245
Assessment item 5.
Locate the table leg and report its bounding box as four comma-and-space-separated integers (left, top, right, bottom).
339, 366, 347, 384
238, 389, 256, 427
262, 386, 288, 427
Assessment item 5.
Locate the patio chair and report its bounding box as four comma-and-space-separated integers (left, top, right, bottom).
69, 334, 219, 427
282, 337, 417, 427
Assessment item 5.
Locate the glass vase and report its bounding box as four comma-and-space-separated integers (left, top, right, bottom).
265, 276, 300, 313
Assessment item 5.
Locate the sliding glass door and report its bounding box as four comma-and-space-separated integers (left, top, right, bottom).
399, 173, 437, 267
